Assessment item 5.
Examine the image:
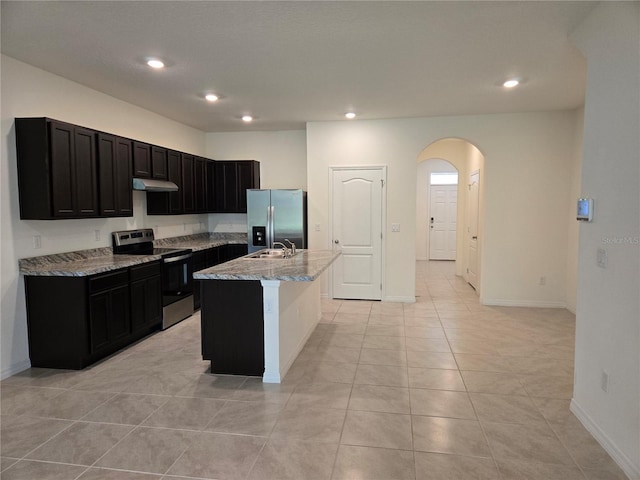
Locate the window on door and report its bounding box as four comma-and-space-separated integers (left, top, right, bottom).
430, 172, 458, 185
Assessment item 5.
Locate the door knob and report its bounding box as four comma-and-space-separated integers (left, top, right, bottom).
334, 239, 340, 244
472, 236, 478, 240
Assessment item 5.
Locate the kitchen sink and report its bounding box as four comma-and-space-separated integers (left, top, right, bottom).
248, 248, 298, 259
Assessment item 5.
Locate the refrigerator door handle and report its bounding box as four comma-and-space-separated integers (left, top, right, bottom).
267, 205, 275, 248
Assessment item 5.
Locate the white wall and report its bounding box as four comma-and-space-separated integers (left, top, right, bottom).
307, 111, 578, 305
416, 159, 458, 261
570, 3, 640, 478
0, 56, 208, 378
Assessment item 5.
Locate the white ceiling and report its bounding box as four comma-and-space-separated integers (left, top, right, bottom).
1, 1, 594, 132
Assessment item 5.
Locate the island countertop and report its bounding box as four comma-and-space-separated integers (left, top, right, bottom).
193, 250, 340, 281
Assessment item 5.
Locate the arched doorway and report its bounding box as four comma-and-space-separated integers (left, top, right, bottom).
416, 138, 485, 292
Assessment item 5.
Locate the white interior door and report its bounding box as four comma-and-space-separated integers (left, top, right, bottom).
331, 167, 384, 300
467, 171, 480, 289
429, 185, 457, 260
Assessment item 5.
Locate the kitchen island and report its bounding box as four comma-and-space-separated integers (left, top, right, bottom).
194, 250, 340, 383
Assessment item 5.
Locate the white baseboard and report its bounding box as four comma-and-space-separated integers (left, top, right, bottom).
382, 296, 416, 303
482, 298, 567, 308
1, 359, 31, 380
570, 399, 640, 480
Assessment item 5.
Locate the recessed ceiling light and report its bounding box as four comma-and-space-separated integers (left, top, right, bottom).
146, 58, 165, 69
242, 115, 253, 122
205, 93, 219, 102
345, 112, 356, 119
503, 79, 520, 88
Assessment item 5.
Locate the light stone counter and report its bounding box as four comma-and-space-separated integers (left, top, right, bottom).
193, 250, 340, 281
19, 232, 247, 277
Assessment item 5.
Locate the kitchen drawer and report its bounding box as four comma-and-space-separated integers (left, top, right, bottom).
130, 261, 161, 282
89, 269, 129, 293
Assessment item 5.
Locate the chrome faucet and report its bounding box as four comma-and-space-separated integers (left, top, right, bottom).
272, 241, 292, 257
283, 239, 296, 256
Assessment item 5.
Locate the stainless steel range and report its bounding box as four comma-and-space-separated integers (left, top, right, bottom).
112, 229, 194, 329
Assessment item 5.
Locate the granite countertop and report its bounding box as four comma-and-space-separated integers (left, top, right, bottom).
19, 252, 166, 277
193, 250, 340, 282
19, 233, 248, 277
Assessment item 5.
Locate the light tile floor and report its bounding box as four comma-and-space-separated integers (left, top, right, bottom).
0, 261, 629, 480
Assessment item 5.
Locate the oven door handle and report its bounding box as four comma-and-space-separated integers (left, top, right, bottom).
162, 253, 193, 263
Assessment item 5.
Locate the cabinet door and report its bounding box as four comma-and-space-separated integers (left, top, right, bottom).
97, 133, 117, 215
214, 161, 237, 213
236, 161, 259, 213
49, 121, 76, 217
151, 146, 168, 180
114, 138, 133, 216
89, 284, 130, 353
194, 157, 207, 213
168, 150, 183, 214
98, 134, 133, 217
206, 160, 216, 212
182, 153, 195, 213
74, 126, 99, 216
130, 276, 162, 331
133, 141, 151, 177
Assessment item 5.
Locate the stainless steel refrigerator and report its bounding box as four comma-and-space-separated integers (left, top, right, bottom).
247, 189, 307, 253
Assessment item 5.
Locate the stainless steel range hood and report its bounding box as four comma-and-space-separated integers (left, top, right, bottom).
132, 178, 179, 192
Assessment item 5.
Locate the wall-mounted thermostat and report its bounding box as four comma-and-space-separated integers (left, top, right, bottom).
577, 198, 594, 222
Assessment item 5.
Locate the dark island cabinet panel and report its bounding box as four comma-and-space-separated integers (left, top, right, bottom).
24, 262, 162, 370
97, 134, 133, 217
200, 280, 264, 376
16, 118, 99, 219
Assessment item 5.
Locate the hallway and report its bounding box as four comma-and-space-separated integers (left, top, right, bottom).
0, 261, 628, 479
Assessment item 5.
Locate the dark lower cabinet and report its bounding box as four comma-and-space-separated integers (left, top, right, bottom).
89, 282, 130, 353
24, 262, 162, 370
200, 280, 264, 376
130, 262, 162, 332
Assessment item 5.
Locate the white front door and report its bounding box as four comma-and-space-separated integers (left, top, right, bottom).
331, 167, 384, 300
467, 171, 480, 289
429, 185, 457, 260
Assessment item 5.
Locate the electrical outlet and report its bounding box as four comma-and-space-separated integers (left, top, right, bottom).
315, 223, 321, 232
33, 235, 41, 249
94, 229, 101, 241
539, 276, 546, 286
391, 223, 400, 232
601, 370, 609, 392
597, 248, 608, 268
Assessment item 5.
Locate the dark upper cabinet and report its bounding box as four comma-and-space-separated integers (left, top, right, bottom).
151, 146, 168, 180
16, 118, 98, 219
167, 150, 183, 214
182, 153, 195, 213
206, 160, 216, 212
146, 149, 183, 215
132, 141, 151, 178
194, 157, 207, 213
214, 160, 260, 213
97, 134, 133, 217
